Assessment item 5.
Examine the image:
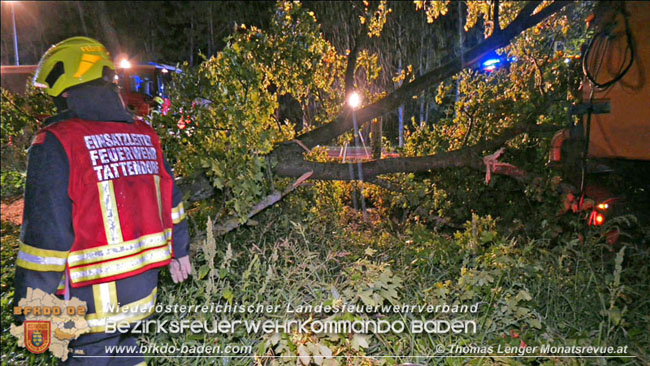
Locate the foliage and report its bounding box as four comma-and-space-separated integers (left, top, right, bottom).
154, 1, 351, 222
362, 1, 392, 38
382, 2, 589, 228
153, 0, 592, 233
0, 87, 54, 199
414, 0, 450, 24
149, 203, 649, 365
2, 195, 648, 365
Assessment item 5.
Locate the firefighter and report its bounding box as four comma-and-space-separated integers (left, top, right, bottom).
15, 37, 191, 365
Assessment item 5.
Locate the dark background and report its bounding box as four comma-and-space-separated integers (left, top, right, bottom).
1, 1, 276, 66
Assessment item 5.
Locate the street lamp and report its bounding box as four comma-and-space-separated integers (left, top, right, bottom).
347, 91, 367, 218
118, 58, 132, 69
8, 1, 19, 65
347, 91, 361, 109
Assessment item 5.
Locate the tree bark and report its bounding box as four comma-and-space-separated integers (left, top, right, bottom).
344, 30, 366, 97
189, 12, 195, 66
371, 116, 382, 159
77, 2, 88, 36
274, 123, 554, 181
208, 4, 214, 56
96, 1, 121, 54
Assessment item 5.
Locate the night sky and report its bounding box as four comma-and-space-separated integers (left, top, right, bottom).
1, 1, 276, 66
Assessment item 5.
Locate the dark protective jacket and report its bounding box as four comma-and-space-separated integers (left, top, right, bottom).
15, 84, 189, 335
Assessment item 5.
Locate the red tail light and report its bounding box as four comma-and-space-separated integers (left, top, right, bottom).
589, 211, 605, 226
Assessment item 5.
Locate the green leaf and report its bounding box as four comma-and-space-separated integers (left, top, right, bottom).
609, 307, 622, 326
198, 265, 210, 280
222, 288, 234, 303
359, 290, 376, 306
516, 290, 532, 302
528, 317, 542, 329
364, 247, 377, 256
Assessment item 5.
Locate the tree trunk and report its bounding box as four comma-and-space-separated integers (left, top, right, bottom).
455, 1, 465, 118
77, 2, 88, 36
397, 57, 405, 147
425, 100, 430, 125
96, 1, 121, 54
273, 123, 552, 181
189, 12, 195, 66
418, 16, 426, 126
150, 23, 155, 59
209, 4, 214, 56
371, 117, 382, 159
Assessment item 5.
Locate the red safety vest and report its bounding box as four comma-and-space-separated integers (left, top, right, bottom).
44, 118, 174, 288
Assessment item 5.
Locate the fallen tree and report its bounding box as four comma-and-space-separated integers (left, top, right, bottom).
164, 1, 580, 231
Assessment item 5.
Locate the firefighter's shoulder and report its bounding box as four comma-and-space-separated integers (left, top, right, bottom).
31, 112, 78, 146
30, 132, 47, 146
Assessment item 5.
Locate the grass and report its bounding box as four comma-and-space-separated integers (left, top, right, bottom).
1, 190, 648, 366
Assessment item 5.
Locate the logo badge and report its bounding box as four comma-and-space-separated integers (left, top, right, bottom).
25, 321, 51, 354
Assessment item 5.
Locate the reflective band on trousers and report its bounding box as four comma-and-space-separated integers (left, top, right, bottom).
93, 281, 118, 315
67, 229, 172, 267
86, 287, 157, 333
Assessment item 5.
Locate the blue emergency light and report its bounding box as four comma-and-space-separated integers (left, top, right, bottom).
482, 58, 501, 66
482, 58, 501, 72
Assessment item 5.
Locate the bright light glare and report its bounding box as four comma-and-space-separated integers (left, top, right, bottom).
348, 91, 362, 109
595, 214, 604, 225
564, 58, 571, 64
482, 58, 501, 66
161, 68, 169, 74
118, 59, 132, 69
597, 203, 609, 210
